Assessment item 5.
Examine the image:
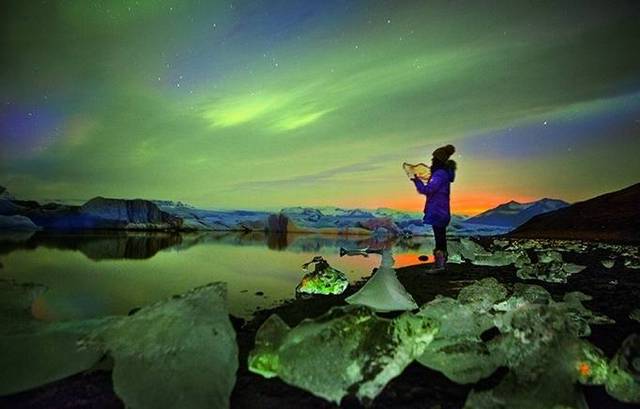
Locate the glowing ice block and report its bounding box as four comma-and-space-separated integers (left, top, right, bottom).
296, 256, 349, 295
248, 305, 438, 404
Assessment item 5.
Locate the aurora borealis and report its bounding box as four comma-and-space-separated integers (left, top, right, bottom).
1, 0, 639, 215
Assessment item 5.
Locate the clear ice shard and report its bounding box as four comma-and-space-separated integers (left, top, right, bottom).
80, 283, 238, 409
248, 305, 438, 404
345, 249, 418, 311
296, 256, 349, 295
0, 280, 238, 409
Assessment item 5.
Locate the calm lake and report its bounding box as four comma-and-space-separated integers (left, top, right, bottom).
0, 231, 439, 320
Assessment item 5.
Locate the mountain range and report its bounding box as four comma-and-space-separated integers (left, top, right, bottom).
509, 183, 640, 242
465, 198, 569, 228
9, 183, 633, 238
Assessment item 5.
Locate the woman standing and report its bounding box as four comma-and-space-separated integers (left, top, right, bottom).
411, 144, 456, 271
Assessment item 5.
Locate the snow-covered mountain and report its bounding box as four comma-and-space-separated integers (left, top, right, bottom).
465, 198, 569, 228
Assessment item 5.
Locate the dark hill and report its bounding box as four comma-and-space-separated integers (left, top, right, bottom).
509, 183, 640, 242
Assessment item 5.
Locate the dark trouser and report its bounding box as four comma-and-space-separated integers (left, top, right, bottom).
432, 225, 447, 254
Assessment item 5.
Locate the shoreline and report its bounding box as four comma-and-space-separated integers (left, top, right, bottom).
2, 240, 640, 409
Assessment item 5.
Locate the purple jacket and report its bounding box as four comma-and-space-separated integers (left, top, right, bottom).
412, 168, 455, 227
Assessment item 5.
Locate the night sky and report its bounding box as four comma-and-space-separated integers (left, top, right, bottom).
1, 0, 639, 215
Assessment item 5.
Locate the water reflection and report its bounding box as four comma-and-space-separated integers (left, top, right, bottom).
0, 231, 436, 320
0, 231, 182, 260
0, 230, 431, 259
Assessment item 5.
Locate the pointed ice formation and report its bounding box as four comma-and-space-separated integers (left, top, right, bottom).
345, 248, 418, 312
248, 305, 438, 404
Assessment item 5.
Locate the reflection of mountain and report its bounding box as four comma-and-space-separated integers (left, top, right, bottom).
509, 183, 640, 242
465, 198, 569, 228
0, 232, 183, 260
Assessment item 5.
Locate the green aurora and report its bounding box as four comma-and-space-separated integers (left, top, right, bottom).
1, 0, 639, 214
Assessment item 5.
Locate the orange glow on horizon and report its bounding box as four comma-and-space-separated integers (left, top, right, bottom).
347, 192, 539, 216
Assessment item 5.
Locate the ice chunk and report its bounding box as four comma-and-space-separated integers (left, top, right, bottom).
561, 292, 615, 329
0, 280, 105, 395
296, 256, 349, 295
457, 238, 488, 261
625, 258, 640, 269
537, 250, 563, 263
605, 334, 640, 403
345, 249, 418, 312
339, 246, 383, 257
0, 280, 238, 409
419, 296, 494, 338
601, 259, 615, 269
457, 277, 508, 313
417, 296, 502, 383
415, 279, 508, 384
466, 299, 606, 409
470, 250, 530, 267
494, 283, 552, 312
492, 239, 509, 248
516, 258, 586, 284
81, 283, 237, 409
248, 305, 438, 404
465, 348, 591, 409
418, 338, 504, 385
563, 263, 587, 275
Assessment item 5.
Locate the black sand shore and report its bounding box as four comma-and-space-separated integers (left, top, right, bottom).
2, 239, 640, 409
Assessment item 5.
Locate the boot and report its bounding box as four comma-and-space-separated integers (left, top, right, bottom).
427, 250, 446, 272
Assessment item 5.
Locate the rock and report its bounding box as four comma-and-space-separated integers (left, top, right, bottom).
0, 215, 40, 231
